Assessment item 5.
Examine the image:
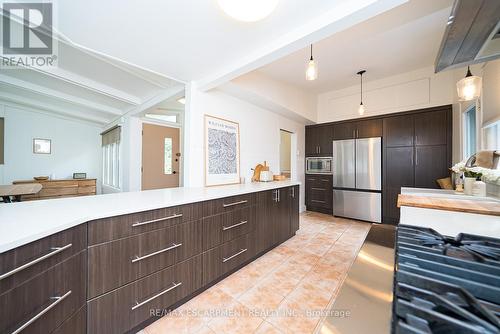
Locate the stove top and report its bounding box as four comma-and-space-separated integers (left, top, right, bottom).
393, 225, 500, 334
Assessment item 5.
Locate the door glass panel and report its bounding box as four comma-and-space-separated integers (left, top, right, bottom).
164, 137, 173, 174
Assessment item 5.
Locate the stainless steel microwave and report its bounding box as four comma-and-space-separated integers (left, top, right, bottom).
306, 157, 333, 174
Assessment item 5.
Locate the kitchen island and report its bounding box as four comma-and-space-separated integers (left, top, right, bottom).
0, 181, 300, 334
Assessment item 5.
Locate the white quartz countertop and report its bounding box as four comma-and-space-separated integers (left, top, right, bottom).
0, 180, 300, 253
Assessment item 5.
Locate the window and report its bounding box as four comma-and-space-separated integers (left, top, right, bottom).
484, 120, 500, 151
463, 105, 477, 159
101, 126, 121, 189
164, 137, 173, 174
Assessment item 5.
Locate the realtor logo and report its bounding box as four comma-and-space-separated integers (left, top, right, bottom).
1, 2, 57, 68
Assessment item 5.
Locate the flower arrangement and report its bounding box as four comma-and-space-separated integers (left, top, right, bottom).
451, 160, 500, 185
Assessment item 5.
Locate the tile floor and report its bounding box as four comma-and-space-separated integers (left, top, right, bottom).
142, 212, 371, 334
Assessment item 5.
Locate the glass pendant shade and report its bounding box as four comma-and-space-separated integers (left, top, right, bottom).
358, 103, 365, 115
457, 73, 482, 101
306, 59, 318, 81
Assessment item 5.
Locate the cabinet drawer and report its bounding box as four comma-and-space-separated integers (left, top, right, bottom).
202, 233, 254, 285
203, 206, 255, 250
0, 251, 86, 334
88, 220, 202, 298
88, 255, 202, 334
0, 224, 87, 295
88, 203, 202, 245
203, 193, 255, 217
51, 306, 86, 334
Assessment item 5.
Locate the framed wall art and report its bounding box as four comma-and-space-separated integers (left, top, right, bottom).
204, 115, 240, 186
33, 138, 51, 154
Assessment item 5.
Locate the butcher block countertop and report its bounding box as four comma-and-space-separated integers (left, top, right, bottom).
398, 194, 500, 216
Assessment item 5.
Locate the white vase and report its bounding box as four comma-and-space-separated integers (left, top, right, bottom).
464, 177, 476, 195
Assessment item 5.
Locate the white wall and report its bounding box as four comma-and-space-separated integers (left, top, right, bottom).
280, 130, 291, 173
317, 66, 456, 123
184, 85, 307, 211
227, 71, 317, 123
316, 65, 494, 164
481, 59, 500, 127
0, 104, 102, 191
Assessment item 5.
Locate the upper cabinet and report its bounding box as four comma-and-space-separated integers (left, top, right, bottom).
305, 125, 333, 156
384, 115, 414, 147
332, 122, 355, 140
332, 119, 382, 140
414, 110, 449, 146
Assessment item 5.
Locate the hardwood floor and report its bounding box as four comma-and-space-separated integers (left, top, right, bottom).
141, 212, 371, 334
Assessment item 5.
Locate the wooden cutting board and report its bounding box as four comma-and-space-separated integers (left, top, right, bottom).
397, 194, 500, 216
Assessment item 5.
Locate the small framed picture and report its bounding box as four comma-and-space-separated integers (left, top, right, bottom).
33, 138, 51, 154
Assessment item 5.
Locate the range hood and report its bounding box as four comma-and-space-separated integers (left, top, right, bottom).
435, 0, 500, 73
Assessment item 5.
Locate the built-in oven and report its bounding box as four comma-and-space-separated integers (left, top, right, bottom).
306, 157, 333, 174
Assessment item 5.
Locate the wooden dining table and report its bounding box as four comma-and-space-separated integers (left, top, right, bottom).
0, 184, 42, 203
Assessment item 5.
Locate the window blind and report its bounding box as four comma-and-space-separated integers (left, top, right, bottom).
101, 125, 121, 146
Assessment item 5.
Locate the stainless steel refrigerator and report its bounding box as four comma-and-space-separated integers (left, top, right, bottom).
332, 137, 381, 223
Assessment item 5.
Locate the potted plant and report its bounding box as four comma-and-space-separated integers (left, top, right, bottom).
463, 170, 482, 195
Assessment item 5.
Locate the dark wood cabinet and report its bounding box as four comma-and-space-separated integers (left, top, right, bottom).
88, 220, 203, 298
202, 233, 254, 285
306, 125, 333, 155
384, 115, 414, 147
382, 106, 452, 224
305, 175, 332, 214
356, 119, 383, 138
0, 251, 87, 334
332, 122, 355, 140
88, 255, 203, 334
290, 186, 299, 234
203, 206, 256, 251
0, 224, 87, 295
87, 203, 202, 245
383, 147, 414, 224
4, 185, 299, 334
415, 146, 449, 188
414, 110, 448, 146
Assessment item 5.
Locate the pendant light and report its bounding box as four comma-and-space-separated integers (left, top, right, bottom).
457, 66, 482, 101
357, 70, 366, 115
305, 44, 318, 81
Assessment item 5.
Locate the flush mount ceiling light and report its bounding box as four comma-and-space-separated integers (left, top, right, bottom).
457, 66, 482, 101
305, 44, 318, 81
357, 70, 366, 115
217, 0, 279, 22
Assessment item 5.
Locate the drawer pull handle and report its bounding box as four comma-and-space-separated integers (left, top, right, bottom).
223, 248, 248, 263
132, 213, 183, 227
222, 200, 247, 208
132, 243, 183, 263
222, 220, 248, 231
311, 199, 326, 203
132, 282, 182, 311
0, 243, 72, 281
11, 290, 72, 334
311, 187, 325, 191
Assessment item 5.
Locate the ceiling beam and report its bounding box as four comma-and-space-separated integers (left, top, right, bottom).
0, 91, 109, 125
62, 37, 186, 89
196, 0, 408, 91
0, 74, 124, 116
110, 84, 185, 123
27, 66, 142, 105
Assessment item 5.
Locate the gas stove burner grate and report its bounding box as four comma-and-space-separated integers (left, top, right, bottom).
392, 225, 500, 334
398, 225, 500, 263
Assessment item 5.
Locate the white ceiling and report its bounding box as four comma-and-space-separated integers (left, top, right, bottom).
257, 0, 454, 93
53, 0, 407, 86
0, 38, 184, 125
